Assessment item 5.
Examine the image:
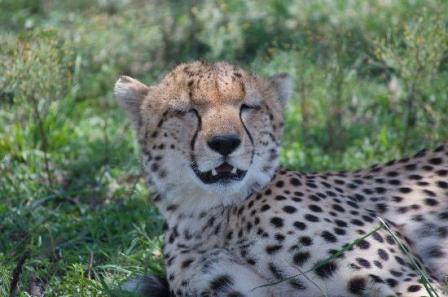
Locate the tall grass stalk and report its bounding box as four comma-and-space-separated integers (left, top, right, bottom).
377, 217, 440, 297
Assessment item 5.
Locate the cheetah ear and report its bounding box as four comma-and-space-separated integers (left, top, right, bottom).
270, 73, 293, 107
114, 76, 150, 126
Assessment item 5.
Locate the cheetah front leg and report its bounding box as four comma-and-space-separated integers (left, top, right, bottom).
166, 248, 274, 297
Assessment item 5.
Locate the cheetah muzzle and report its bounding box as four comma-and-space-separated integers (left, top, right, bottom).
115, 61, 448, 297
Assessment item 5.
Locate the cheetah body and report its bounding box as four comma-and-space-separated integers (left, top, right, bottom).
115, 61, 448, 297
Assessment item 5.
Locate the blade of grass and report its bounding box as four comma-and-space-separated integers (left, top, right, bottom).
377, 217, 440, 297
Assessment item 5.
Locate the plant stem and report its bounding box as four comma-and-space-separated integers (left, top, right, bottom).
30, 95, 53, 186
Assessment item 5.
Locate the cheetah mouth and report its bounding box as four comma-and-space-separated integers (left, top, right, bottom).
192, 162, 247, 184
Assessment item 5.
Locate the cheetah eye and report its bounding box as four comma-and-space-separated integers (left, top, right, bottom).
240, 104, 261, 111
174, 108, 196, 116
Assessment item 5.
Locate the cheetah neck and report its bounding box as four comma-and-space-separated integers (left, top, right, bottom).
163, 203, 233, 247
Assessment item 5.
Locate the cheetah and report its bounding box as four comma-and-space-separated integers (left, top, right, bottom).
114, 61, 448, 297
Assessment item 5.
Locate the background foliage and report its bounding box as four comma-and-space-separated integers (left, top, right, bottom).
1, 0, 448, 295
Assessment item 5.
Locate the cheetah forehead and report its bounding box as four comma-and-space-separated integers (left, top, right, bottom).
157, 61, 263, 108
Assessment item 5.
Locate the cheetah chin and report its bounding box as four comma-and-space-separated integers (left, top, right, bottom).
115, 61, 448, 297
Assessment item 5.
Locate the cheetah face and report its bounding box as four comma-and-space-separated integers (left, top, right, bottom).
115, 62, 292, 206
188, 103, 259, 187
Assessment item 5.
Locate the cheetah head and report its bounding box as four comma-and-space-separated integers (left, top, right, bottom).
115, 62, 292, 210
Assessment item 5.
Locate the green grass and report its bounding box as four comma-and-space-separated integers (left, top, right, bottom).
1, 0, 448, 295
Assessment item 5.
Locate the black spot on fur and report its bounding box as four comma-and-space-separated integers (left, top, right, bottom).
210, 275, 233, 291
304, 214, 320, 222
293, 221, 306, 230
314, 261, 337, 279
265, 245, 283, 254
428, 246, 444, 258
437, 181, 448, 189
293, 252, 310, 266
425, 198, 439, 206
261, 205, 271, 212
270, 217, 284, 228
356, 258, 370, 268
356, 240, 370, 250
386, 278, 398, 287
309, 204, 323, 212
428, 157, 443, 165
378, 249, 389, 261
283, 205, 297, 213
321, 231, 337, 243
348, 277, 366, 294
181, 259, 194, 269
300, 236, 313, 246
268, 263, 284, 279
407, 285, 422, 292
290, 178, 301, 186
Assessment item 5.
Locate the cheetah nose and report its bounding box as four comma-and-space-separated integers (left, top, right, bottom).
207, 134, 241, 156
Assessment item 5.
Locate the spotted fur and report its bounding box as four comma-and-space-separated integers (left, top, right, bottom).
115, 61, 448, 297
